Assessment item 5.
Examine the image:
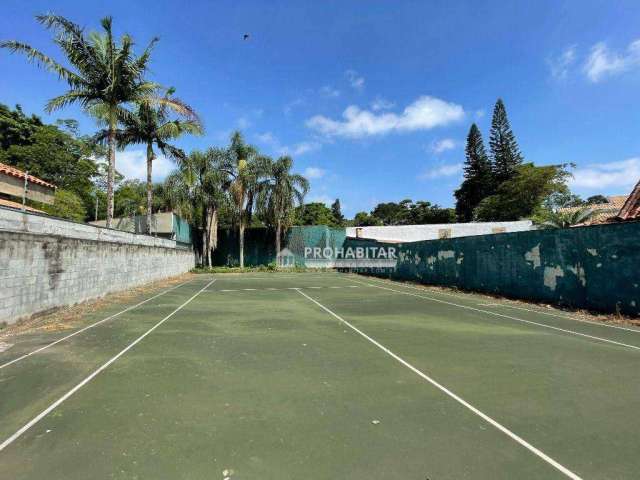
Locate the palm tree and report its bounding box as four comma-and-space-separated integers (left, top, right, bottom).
540, 207, 600, 229
1, 14, 158, 227
164, 149, 231, 266
228, 132, 270, 268
101, 89, 203, 233
260, 156, 309, 258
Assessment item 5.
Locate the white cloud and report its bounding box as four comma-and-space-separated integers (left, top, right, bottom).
474, 109, 485, 119
345, 69, 365, 90
418, 163, 462, 180
236, 117, 251, 129
569, 158, 640, 189
116, 149, 175, 182
306, 95, 465, 138
281, 141, 321, 156
548, 45, 577, 80
304, 167, 325, 179
284, 97, 305, 115
430, 138, 457, 154
583, 39, 640, 82
370, 96, 395, 111
320, 85, 341, 98
255, 132, 320, 157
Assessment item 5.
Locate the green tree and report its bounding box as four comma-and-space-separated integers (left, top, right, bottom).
228, 132, 270, 268
586, 195, 608, 205
2, 14, 159, 227
260, 156, 309, 255
294, 203, 339, 226
331, 199, 345, 226
164, 148, 232, 266
454, 123, 494, 221
114, 179, 146, 218
489, 99, 523, 184
475, 163, 570, 221
45, 189, 86, 222
103, 89, 202, 233
537, 207, 600, 229
0, 103, 103, 220
407, 201, 456, 224
371, 200, 412, 225
353, 211, 383, 226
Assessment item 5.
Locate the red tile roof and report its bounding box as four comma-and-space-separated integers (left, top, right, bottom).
0, 197, 45, 213
0, 162, 56, 189
558, 195, 627, 224
617, 180, 640, 220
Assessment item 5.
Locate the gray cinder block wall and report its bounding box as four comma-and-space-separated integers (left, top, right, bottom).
0, 207, 196, 324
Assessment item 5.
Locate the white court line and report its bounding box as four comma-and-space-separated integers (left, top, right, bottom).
207, 285, 361, 293
355, 275, 640, 334
0, 278, 194, 371
295, 288, 582, 480
351, 280, 640, 352
0, 278, 216, 453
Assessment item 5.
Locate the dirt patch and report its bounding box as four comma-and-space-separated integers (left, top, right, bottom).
0, 273, 194, 340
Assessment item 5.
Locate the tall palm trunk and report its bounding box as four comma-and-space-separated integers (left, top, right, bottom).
275, 219, 282, 264
239, 221, 245, 268
205, 207, 216, 266
208, 208, 218, 252
146, 143, 155, 235
202, 206, 210, 267
106, 113, 116, 228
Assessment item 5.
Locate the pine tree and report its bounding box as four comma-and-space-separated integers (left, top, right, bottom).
454, 123, 494, 221
331, 198, 345, 226
489, 98, 523, 184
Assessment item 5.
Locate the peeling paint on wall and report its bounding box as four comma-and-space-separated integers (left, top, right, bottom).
543, 266, 564, 290
567, 264, 587, 287
438, 250, 455, 260
524, 244, 541, 268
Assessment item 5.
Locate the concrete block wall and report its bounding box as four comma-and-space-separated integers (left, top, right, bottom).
0, 207, 196, 324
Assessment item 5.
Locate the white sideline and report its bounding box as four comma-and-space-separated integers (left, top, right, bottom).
0, 278, 194, 370
352, 280, 640, 352
295, 288, 583, 480
0, 278, 216, 453
358, 276, 640, 334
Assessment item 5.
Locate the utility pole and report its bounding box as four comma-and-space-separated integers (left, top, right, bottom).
22, 171, 28, 211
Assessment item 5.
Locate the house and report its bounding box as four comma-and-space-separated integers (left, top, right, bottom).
0, 162, 56, 212
90, 211, 192, 244
617, 180, 640, 220
557, 195, 628, 225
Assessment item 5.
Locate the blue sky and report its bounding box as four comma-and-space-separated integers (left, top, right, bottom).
2, 0, 640, 217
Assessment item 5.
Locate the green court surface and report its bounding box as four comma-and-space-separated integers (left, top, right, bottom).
1, 272, 639, 479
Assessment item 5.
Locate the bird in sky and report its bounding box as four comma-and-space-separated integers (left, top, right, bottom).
243, 34, 250, 40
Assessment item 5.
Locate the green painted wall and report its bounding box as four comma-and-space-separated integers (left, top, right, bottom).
351, 222, 640, 316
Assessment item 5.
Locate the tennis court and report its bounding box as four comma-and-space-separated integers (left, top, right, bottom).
1, 272, 639, 479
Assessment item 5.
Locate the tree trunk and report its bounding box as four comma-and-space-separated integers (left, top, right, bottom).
106, 115, 116, 228
146, 143, 155, 235
208, 208, 218, 252
239, 222, 245, 268
206, 207, 216, 267
275, 220, 282, 266
202, 206, 210, 267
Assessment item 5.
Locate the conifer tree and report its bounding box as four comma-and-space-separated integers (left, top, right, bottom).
454, 124, 493, 221
489, 98, 523, 184
331, 198, 345, 226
